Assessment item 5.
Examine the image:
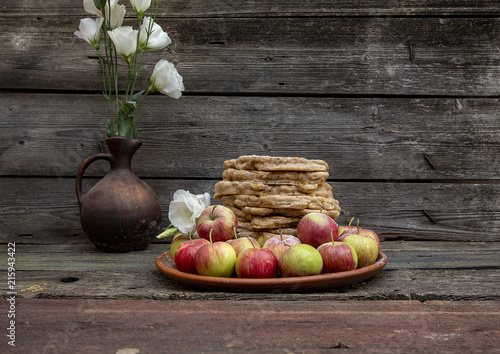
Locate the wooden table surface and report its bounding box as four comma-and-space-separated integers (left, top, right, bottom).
2, 1, 500, 352
3, 240, 499, 352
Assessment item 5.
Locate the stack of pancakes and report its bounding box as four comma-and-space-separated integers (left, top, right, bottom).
214, 156, 341, 245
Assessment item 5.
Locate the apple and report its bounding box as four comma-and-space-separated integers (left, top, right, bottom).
196, 205, 238, 242
296, 212, 339, 248
339, 219, 380, 252
279, 244, 323, 277
338, 233, 378, 268
317, 240, 358, 273
194, 230, 237, 277
338, 217, 357, 237
227, 226, 261, 256
170, 232, 200, 259
174, 238, 210, 274
262, 232, 301, 260
235, 247, 278, 278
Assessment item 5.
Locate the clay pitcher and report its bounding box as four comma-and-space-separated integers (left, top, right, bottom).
76, 137, 162, 252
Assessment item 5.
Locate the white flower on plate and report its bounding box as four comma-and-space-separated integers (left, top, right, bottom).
168, 190, 210, 235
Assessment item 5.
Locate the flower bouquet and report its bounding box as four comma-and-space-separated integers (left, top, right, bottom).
74, 0, 184, 138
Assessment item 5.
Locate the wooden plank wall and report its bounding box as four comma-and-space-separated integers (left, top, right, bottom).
1, 1, 499, 244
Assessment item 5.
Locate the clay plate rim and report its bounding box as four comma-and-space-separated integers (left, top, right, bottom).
155, 251, 388, 292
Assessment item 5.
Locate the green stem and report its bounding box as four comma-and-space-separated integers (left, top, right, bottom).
133, 88, 151, 124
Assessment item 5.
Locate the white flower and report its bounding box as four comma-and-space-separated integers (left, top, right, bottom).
83, 0, 117, 17
83, 0, 103, 16
74, 17, 104, 49
130, 0, 151, 15
168, 190, 210, 234
108, 26, 138, 58
139, 17, 172, 51
105, 3, 126, 29
150, 60, 185, 99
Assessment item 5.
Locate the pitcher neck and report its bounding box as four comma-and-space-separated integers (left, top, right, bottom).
105, 136, 142, 169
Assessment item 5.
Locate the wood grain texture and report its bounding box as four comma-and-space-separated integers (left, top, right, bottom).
3, 242, 500, 301
4, 0, 500, 16
13, 299, 500, 352
2, 94, 500, 180
1, 16, 499, 95
1, 178, 499, 242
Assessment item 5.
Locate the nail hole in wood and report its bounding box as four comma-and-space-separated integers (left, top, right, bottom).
60, 277, 80, 283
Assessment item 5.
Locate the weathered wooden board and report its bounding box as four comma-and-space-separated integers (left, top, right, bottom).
9, 267, 500, 301
13, 299, 500, 352
1, 177, 499, 242
1, 16, 499, 95
2, 94, 500, 180
7, 241, 500, 272
2, 242, 500, 301
4, 0, 500, 16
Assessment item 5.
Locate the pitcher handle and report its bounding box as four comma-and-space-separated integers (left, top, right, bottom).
75, 153, 113, 209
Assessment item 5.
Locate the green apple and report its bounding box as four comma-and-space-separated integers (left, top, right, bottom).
279, 244, 323, 277
339, 233, 378, 268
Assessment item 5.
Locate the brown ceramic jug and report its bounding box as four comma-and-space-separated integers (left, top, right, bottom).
76, 137, 162, 252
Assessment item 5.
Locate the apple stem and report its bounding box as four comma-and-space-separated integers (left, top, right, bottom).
188, 232, 193, 245
232, 225, 238, 240
348, 217, 354, 227
210, 205, 216, 220
356, 219, 360, 235
330, 229, 334, 245
279, 228, 283, 241
209, 229, 213, 243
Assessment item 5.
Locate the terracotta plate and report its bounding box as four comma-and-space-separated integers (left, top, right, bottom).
155, 251, 388, 292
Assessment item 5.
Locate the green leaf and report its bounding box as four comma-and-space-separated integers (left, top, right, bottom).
130, 90, 145, 104
122, 101, 136, 115
93, 0, 107, 11
117, 110, 137, 138
121, 91, 144, 116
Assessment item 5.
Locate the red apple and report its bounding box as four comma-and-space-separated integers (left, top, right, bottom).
338, 217, 357, 237
194, 233, 237, 277
317, 241, 358, 273
170, 232, 200, 259
338, 233, 378, 268
196, 205, 238, 242
279, 244, 323, 277
235, 247, 278, 278
296, 212, 339, 248
174, 238, 210, 274
262, 232, 301, 260
227, 226, 261, 256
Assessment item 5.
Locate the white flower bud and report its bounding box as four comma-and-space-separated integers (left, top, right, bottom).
140, 17, 172, 51
105, 3, 126, 29
74, 17, 104, 48
130, 0, 152, 15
